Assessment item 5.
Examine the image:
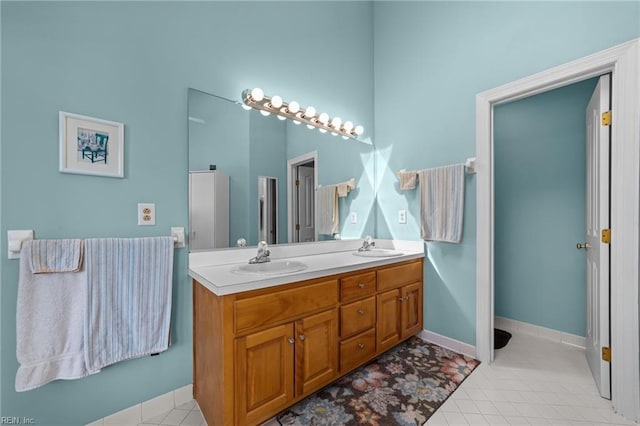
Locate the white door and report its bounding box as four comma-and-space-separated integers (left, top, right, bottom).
583, 74, 611, 399
296, 165, 315, 242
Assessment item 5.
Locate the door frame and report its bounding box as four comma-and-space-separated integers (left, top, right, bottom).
476, 38, 639, 420
287, 151, 318, 243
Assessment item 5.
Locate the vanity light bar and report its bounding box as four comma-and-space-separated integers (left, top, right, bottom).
241, 88, 364, 140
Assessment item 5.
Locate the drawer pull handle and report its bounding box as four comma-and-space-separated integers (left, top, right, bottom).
288, 337, 295, 344
358, 343, 365, 349
358, 283, 366, 289
358, 309, 366, 315
299, 334, 306, 341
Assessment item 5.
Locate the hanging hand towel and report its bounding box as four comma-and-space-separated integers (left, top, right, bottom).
316, 186, 339, 235
84, 237, 174, 372
397, 170, 418, 191
419, 164, 465, 243
29, 239, 83, 273
16, 240, 93, 392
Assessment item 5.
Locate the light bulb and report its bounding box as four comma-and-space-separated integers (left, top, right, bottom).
331, 132, 338, 136
288, 101, 300, 114
251, 88, 264, 102
241, 104, 252, 111
306, 125, 315, 130
331, 117, 342, 128
354, 125, 364, 135
271, 95, 283, 109
318, 113, 329, 124
343, 121, 354, 131
319, 128, 327, 133
260, 110, 271, 116
293, 120, 301, 125
305, 106, 316, 118
342, 136, 349, 140
276, 115, 286, 121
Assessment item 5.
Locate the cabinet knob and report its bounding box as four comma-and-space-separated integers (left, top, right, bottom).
288, 337, 295, 344
358, 343, 365, 349
398, 296, 408, 302
358, 309, 366, 315
358, 283, 366, 289
299, 334, 306, 341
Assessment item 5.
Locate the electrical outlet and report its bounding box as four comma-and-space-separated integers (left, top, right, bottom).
350, 212, 357, 224
398, 209, 407, 224
138, 203, 156, 226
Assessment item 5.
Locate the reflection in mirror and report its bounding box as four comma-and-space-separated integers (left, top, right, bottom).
258, 176, 278, 244
188, 88, 375, 250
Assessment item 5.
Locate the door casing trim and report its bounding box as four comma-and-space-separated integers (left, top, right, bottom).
476, 38, 640, 420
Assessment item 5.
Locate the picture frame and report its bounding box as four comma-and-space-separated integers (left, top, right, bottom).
59, 111, 124, 178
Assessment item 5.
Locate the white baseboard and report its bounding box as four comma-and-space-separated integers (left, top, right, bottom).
85, 384, 193, 426
419, 329, 477, 359
495, 316, 586, 349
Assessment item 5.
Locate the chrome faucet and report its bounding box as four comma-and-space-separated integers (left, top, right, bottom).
249, 241, 271, 264
358, 236, 376, 252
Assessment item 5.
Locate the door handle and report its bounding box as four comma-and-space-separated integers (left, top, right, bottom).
577, 242, 590, 250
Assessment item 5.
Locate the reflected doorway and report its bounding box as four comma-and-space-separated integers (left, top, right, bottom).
288, 151, 317, 243
258, 176, 278, 244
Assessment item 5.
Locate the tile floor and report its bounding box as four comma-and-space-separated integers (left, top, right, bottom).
427, 331, 635, 425
152, 331, 636, 426
137, 400, 205, 426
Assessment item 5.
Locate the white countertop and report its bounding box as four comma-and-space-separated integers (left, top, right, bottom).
188, 239, 425, 296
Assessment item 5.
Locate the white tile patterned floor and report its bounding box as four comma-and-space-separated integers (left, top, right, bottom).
138, 400, 205, 426
166, 331, 636, 426
426, 331, 635, 425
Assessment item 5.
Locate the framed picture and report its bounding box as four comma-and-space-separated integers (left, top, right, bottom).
59, 111, 124, 178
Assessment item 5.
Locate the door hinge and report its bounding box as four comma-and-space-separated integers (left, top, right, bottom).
602, 346, 611, 362
295, 224, 300, 231
601, 111, 612, 126
601, 228, 611, 244
295, 179, 300, 187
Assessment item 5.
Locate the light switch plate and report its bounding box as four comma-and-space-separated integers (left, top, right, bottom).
350, 212, 357, 224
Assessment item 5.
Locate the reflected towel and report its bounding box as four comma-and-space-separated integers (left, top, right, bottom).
337, 178, 356, 197
29, 239, 83, 273
317, 186, 339, 235
419, 164, 465, 243
16, 241, 93, 392
84, 237, 174, 371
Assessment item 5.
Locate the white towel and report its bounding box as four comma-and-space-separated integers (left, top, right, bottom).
316, 186, 339, 235
84, 237, 174, 372
15, 240, 94, 392
419, 164, 465, 243
29, 239, 83, 273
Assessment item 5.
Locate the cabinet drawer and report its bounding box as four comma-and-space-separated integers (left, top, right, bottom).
235, 279, 338, 334
340, 329, 376, 373
377, 260, 422, 291
340, 271, 376, 302
340, 297, 375, 339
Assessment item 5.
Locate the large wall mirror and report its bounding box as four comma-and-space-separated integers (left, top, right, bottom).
188, 88, 375, 250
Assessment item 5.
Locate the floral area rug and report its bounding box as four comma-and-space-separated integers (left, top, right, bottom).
276, 336, 479, 426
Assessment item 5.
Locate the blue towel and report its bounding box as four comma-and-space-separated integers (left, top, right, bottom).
29, 239, 83, 273
84, 237, 174, 371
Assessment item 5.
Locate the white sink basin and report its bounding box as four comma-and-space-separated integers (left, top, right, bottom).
231, 260, 308, 275
352, 248, 404, 258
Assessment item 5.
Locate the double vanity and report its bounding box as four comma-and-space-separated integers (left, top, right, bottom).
189, 239, 425, 426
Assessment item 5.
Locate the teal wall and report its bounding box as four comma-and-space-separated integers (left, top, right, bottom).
373, 1, 639, 344
494, 78, 598, 337
0, 2, 373, 424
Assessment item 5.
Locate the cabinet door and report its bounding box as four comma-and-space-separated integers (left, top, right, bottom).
377, 289, 401, 352
295, 309, 339, 396
236, 323, 294, 425
401, 282, 422, 339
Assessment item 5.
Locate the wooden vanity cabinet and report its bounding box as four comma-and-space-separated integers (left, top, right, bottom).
193, 258, 423, 426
